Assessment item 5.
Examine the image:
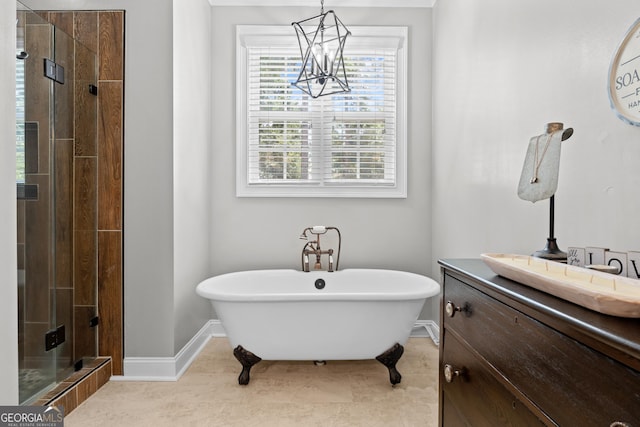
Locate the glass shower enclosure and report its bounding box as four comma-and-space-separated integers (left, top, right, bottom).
16, 2, 99, 404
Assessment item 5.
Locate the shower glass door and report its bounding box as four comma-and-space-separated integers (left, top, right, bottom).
16, 1, 98, 405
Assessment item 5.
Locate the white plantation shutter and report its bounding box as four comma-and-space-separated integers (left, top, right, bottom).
322, 51, 397, 185
237, 26, 407, 198
247, 49, 320, 184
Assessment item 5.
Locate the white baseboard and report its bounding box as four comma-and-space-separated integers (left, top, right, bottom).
112, 320, 221, 382
411, 320, 440, 345
113, 319, 439, 381
208, 319, 226, 337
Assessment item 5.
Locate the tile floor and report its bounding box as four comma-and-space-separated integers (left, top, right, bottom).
65, 337, 439, 426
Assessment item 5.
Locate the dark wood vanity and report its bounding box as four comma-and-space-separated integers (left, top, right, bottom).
438, 259, 640, 426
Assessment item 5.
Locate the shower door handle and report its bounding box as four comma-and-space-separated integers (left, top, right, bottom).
44, 325, 66, 351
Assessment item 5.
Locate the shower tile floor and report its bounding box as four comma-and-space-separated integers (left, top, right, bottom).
19, 368, 52, 404
65, 337, 439, 426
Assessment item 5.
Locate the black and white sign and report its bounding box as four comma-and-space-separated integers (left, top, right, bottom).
608, 17, 640, 126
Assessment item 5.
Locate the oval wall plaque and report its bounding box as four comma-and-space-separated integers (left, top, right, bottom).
608, 17, 640, 127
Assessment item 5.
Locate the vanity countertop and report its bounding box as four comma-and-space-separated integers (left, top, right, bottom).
439, 258, 640, 372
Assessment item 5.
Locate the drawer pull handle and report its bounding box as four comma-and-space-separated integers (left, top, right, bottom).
445, 301, 467, 317
443, 364, 464, 383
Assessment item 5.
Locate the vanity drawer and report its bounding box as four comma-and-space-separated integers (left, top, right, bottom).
440, 332, 546, 426
443, 273, 640, 426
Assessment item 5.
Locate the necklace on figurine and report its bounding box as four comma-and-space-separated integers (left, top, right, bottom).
530, 130, 558, 184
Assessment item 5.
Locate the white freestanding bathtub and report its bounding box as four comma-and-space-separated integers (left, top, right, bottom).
196, 268, 440, 385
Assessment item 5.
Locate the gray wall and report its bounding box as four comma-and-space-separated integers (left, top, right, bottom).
173, 0, 214, 354
432, 0, 640, 275
118, 0, 177, 359
210, 6, 435, 319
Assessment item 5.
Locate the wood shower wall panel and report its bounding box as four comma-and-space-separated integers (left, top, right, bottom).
23, 323, 51, 369
98, 231, 123, 375
47, 12, 73, 37
74, 157, 97, 307
24, 174, 50, 324
97, 10, 124, 375
75, 46, 97, 157
25, 24, 51, 175
74, 230, 96, 306
54, 287, 73, 366
24, 123, 39, 174
98, 12, 124, 81
30, 9, 125, 375
98, 81, 123, 231
74, 305, 97, 361
17, 201, 25, 269
74, 12, 98, 54
53, 29, 74, 140
54, 9, 125, 374
54, 140, 73, 287
74, 157, 97, 231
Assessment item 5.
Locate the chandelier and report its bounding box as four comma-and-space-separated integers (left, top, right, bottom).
291, 0, 351, 98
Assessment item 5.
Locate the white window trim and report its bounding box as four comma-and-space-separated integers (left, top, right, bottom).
235, 25, 408, 198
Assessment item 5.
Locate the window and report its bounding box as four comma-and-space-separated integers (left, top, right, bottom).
236, 25, 407, 198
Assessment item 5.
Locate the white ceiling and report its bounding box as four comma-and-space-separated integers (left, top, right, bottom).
208, 0, 436, 7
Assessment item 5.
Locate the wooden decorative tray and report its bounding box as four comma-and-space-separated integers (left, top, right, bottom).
481, 253, 640, 318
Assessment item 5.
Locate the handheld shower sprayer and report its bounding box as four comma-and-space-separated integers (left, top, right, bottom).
300, 225, 328, 240
311, 226, 327, 234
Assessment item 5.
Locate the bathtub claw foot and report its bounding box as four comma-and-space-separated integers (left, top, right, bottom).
233, 345, 262, 385
376, 343, 404, 385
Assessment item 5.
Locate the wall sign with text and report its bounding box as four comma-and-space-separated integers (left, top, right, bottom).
608, 17, 640, 127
